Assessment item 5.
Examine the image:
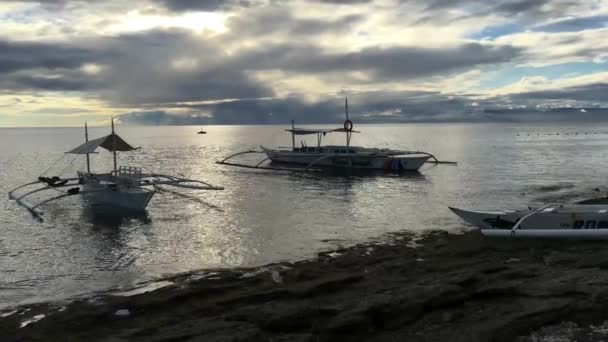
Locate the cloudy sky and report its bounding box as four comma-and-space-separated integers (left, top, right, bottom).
0, 0, 607, 126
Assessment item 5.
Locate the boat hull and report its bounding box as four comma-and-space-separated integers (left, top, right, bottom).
450, 206, 608, 238
81, 176, 154, 212
264, 150, 430, 171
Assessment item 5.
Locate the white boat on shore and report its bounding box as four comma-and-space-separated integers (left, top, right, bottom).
9, 120, 223, 221
450, 198, 608, 238
218, 98, 455, 172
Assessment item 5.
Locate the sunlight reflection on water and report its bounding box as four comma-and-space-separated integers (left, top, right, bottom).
2, 123, 608, 307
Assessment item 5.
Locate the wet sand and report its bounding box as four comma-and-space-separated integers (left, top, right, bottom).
3, 229, 608, 341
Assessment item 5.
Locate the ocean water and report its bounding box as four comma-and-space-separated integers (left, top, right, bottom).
1, 122, 608, 308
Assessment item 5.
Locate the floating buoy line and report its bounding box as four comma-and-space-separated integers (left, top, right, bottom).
516, 131, 608, 137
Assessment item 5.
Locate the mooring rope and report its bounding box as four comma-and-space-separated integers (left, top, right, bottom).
39, 154, 68, 177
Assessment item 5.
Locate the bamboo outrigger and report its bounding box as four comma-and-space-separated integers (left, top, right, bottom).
8, 119, 223, 221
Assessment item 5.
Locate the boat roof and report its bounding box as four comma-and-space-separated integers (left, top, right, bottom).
286, 128, 360, 135
66, 133, 138, 154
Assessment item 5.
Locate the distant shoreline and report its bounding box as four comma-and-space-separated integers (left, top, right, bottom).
3, 120, 608, 129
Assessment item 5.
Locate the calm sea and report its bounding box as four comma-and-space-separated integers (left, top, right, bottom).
1, 122, 608, 308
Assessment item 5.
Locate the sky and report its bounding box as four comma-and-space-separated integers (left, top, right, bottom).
0, 0, 607, 126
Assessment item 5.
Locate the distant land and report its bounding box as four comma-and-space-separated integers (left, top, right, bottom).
118, 107, 608, 126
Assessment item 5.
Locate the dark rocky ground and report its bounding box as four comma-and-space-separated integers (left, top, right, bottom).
4, 229, 608, 342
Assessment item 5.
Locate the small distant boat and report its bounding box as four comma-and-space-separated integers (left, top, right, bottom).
218, 98, 456, 172
450, 198, 608, 238
9, 119, 223, 221
197, 128, 207, 134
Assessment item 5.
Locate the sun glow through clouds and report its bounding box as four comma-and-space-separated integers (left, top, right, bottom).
111, 11, 228, 34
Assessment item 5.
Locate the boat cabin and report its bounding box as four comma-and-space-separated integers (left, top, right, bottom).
293, 147, 357, 154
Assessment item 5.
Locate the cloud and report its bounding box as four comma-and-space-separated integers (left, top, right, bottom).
495, 28, 608, 66
314, 0, 371, 3
0, 97, 21, 107
508, 82, 608, 103
0, 29, 273, 104
533, 15, 608, 33
120, 91, 496, 125
231, 42, 520, 80
25, 107, 94, 115
419, 0, 588, 18
0, 40, 109, 74
2, 0, 608, 126
0, 26, 519, 108
0, 74, 100, 91
94, 30, 273, 105
156, 0, 255, 12
222, 6, 363, 39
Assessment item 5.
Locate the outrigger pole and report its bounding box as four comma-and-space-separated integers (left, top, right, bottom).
345, 97, 352, 147
111, 117, 117, 174
85, 122, 91, 173
291, 120, 296, 150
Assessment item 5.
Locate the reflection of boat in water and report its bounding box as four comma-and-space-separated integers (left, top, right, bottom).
218, 98, 455, 172
197, 128, 207, 134
9, 119, 223, 222
450, 198, 608, 238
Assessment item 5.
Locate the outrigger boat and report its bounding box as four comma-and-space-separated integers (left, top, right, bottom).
218, 98, 455, 172
450, 198, 608, 238
9, 120, 223, 221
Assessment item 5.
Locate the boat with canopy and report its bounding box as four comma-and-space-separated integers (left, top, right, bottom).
9, 119, 223, 221
218, 98, 456, 172
450, 198, 608, 238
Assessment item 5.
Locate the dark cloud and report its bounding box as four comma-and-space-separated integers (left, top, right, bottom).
0, 26, 518, 107
494, 0, 551, 15
0, 30, 272, 104
107, 68, 272, 106
415, 0, 584, 22
122, 92, 491, 125
157, 0, 253, 12
207, 87, 608, 123
119, 85, 608, 125
508, 83, 608, 103
93, 30, 273, 105
1, 74, 100, 91
0, 41, 109, 74
223, 7, 362, 38
313, 0, 372, 3
231, 42, 520, 79
421, 0, 552, 15
120, 98, 351, 125
482, 107, 608, 122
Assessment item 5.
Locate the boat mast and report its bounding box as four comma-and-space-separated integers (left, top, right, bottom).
111, 117, 117, 175
345, 97, 351, 147
85, 122, 91, 173
291, 120, 295, 150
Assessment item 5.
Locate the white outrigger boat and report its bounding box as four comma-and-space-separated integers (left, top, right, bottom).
450, 198, 608, 238
9, 120, 223, 221
218, 98, 455, 172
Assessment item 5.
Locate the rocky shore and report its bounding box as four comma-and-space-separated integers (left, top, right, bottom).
4, 229, 608, 341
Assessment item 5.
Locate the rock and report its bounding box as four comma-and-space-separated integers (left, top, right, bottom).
327, 312, 371, 333
271, 271, 283, 284
5, 230, 608, 342
114, 309, 130, 317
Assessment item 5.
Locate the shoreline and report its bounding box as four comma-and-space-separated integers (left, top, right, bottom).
4, 229, 608, 341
